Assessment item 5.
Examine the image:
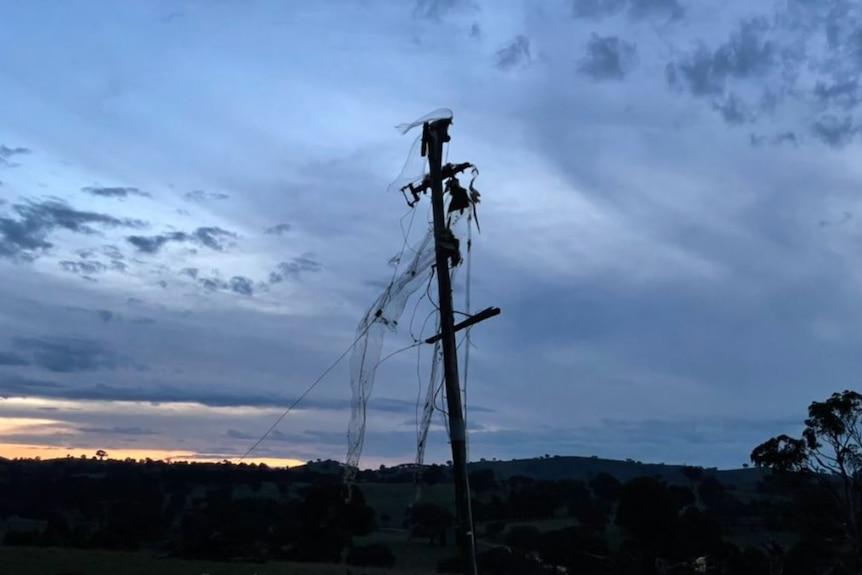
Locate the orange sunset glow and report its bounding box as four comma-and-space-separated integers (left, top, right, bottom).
0, 442, 306, 468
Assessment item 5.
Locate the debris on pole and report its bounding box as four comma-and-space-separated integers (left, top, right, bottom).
424, 116, 479, 575
344, 109, 498, 575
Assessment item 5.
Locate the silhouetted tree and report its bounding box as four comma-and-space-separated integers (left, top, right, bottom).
589, 472, 621, 502
615, 477, 686, 568
681, 465, 704, 489
408, 502, 454, 546
346, 543, 396, 567
751, 390, 862, 564
505, 525, 541, 551
469, 468, 497, 495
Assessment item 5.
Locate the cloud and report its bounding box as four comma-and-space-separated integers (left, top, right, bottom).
413, 0, 475, 20
9, 336, 138, 373
228, 276, 254, 296
0, 351, 29, 366
264, 223, 291, 236
0, 144, 31, 167
495, 35, 531, 71
813, 79, 861, 112
126, 226, 237, 254
78, 426, 160, 435
269, 254, 323, 284
578, 34, 637, 80
96, 310, 115, 322
100, 244, 124, 260
179, 267, 199, 279
810, 114, 859, 148
0, 376, 453, 413
627, 0, 683, 20
59, 260, 108, 276
196, 274, 256, 296
571, 0, 625, 19
81, 186, 152, 199
571, 0, 683, 20
183, 190, 230, 202
667, 18, 776, 99
0, 199, 147, 261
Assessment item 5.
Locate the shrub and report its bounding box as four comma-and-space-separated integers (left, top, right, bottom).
346, 543, 396, 568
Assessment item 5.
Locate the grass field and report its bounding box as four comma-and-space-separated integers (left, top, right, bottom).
359, 483, 455, 527
0, 546, 436, 575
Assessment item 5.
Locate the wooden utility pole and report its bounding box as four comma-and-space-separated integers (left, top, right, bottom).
425, 117, 479, 575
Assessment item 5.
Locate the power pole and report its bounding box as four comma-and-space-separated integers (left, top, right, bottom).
424, 117, 479, 575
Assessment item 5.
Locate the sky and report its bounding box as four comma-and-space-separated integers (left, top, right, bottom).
1, 0, 862, 470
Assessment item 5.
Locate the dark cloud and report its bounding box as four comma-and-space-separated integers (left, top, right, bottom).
0, 144, 31, 167
818, 211, 853, 228
571, 0, 625, 19
96, 310, 115, 323
126, 226, 237, 254
578, 34, 637, 81
179, 267, 199, 279
229, 276, 254, 296
0, 376, 461, 413
413, 0, 475, 20
199, 277, 223, 292
78, 426, 160, 435
227, 429, 255, 440
10, 336, 137, 373
269, 254, 323, 284
0, 199, 146, 261
197, 274, 256, 296
264, 223, 291, 236
108, 260, 127, 272
495, 35, 531, 71
712, 92, 757, 125
0, 351, 29, 366
749, 131, 798, 147
667, 17, 776, 98
100, 244, 124, 260
183, 190, 229, 202
813, 79, 861, 111
81, 186, 152, 199
571, 0, 682, 20
810, 114, 859, 147
399, 418, 485, 431
627, 0, 683, 20
59, 260, 108, 276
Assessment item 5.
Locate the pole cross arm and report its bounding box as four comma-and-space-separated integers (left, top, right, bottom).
424, 306, 501, 344
401, 162, 476, 206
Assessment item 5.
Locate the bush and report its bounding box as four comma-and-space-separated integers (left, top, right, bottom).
438, 548, 554, 575
346, 543, 396, 568
505, 525, 541, 551
485, 520, 507, 538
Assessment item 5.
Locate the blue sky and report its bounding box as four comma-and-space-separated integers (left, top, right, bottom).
1, 0, 862, 469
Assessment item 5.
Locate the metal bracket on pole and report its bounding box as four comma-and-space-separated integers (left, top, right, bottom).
424, 306, 501, 345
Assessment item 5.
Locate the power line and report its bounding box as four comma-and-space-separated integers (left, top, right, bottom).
237, 325, 370, 462
238, 327, 424, 462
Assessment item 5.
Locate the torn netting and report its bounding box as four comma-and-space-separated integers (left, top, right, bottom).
344, 213, 464, 487
387, 108, 454, 196
344, 228, 435, 486
345, 108, 469, 495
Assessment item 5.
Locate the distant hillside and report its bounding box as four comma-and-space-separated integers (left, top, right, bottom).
292, 454, 768, 490
466, 455, 768, 488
